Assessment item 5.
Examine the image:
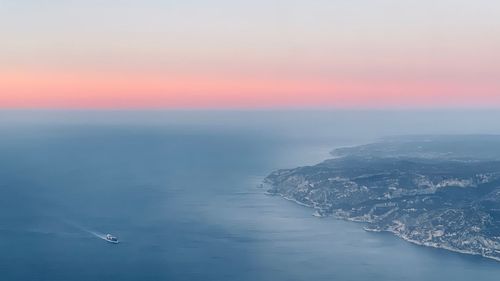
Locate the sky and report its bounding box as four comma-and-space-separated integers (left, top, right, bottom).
0, 0, 499, 109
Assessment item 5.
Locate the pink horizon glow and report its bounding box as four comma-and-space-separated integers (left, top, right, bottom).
2, 1, 500, 109
1, 69, 499, 109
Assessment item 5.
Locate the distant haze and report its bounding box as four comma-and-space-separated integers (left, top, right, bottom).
2, 110, 500, 143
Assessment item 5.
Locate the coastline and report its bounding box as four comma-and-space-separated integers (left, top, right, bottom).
269, 191, 500, 263
377, 229, 500, 263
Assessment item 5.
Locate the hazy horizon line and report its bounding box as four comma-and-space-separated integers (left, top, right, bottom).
2, 106, 500, 112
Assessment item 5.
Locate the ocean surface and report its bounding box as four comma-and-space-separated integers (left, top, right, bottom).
2, 110, 500, 281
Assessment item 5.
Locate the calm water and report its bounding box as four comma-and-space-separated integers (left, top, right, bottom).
2, 111, 500, 281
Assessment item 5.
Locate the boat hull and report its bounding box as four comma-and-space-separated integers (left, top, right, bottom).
105, 239, 119, 244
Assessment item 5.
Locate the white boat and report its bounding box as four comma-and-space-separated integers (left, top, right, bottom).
105, 234, 119, 244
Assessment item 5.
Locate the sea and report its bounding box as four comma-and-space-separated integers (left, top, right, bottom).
2, 110, 500, 281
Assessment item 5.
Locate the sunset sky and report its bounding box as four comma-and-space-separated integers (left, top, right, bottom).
1, 0, 499, 109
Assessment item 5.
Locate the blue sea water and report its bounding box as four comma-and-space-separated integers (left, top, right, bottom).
2, 110, 500, 281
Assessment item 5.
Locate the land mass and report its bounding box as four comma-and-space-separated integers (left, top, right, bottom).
264, 135, 500, 261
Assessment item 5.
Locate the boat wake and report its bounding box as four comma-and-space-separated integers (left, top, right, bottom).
87, 230, 109, 241
63, 220, 111, 242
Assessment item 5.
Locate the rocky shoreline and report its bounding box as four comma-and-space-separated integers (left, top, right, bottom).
264, 136, 500, 262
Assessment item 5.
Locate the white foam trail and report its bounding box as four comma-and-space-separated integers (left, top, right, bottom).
63, 220, 109, 241
87, 230, 108, 241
